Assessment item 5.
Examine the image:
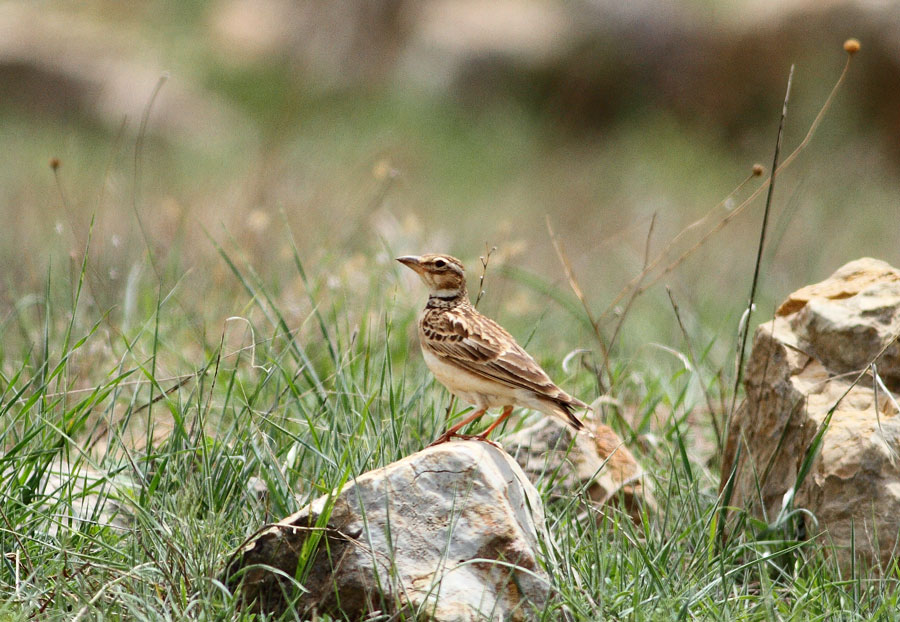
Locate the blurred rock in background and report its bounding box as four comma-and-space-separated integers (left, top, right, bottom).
0, 3, 244, 147
205, 0, 900, 146
4, 0, 899, 149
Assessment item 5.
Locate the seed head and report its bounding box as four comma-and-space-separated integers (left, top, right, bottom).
373, 159, 399, 181
843, 39, 860, 55
49, 157, 60, 170
752, 164, 764, 177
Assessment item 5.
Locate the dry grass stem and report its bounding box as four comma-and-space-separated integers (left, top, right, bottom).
728, 64, 794, 421
601, 49, 857, 317
546, 216, 611, 390
605, 214, 658, 377
474, 244, 497, 308
666, 286, 723, 456
599, 171, 759, 322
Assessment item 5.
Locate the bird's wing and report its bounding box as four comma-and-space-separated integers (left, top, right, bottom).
422, 307, 574, 401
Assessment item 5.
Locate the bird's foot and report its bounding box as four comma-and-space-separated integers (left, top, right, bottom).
427, 433, 453, 448
427, 432, 484, 447
474, 433, 503, 449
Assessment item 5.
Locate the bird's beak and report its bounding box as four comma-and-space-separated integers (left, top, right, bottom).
396, 255, 424, 273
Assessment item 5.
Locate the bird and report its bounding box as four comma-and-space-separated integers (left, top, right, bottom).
397, 253, 588, 446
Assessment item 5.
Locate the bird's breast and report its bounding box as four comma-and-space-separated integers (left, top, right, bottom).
420, 348, 518, 408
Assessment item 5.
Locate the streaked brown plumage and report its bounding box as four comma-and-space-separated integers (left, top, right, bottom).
397, 253, 587, 445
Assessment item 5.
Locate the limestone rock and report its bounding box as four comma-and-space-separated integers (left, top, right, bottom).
227, 442, 549, 620
721, 258, 900, 569
504, 417, 654, 523
779, 258, 900, 386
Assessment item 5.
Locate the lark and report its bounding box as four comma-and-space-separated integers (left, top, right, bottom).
397, 253, 588, 445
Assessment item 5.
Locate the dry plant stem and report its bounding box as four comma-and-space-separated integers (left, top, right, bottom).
97, 118, 129, 217
87, 120, 129, 334
347, 168, 399, 246
444, 244, 496, 429
600, 173, 757, 323
606, 214, 657, 371
728, 65, 794, 421
779, 54, 854, 172
642, 213, 657, 267
0, 505, 33, 578
602, 52, 856, 316
132, 73, 169, 281
634, 179, 759, 296
51, 164, 107, 334
474, 244, 497, 307
666, 286, 723, 456
546, 216, 611, 391
133, 374, 195, 415
835, 336, 900, 410
51, 166, 78, 244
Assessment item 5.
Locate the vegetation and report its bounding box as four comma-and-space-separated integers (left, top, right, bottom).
0, 16, 896, 620
5, 215, 900, 620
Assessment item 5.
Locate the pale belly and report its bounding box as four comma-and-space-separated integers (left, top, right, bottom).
421, 348, 531, 409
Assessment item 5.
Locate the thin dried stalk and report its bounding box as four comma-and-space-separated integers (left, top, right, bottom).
547, 216, 611, 390
602, 50, 857, 317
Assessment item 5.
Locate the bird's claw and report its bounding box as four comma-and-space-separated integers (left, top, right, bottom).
474, 435, 503, 449
427, 432, 501, 448
426, 434, 453, 448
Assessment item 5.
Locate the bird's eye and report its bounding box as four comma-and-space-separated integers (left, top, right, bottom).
433, 259, 447, 268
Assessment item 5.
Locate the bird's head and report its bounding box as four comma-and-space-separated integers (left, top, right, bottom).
396, 254, 467, 299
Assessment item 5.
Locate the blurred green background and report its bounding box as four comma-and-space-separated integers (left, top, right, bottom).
1, 0, 897, 373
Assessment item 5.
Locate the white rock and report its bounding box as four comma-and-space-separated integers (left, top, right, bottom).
228, 442, 550, 620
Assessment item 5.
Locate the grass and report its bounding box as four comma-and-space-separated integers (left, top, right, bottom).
2, 204, 900, 620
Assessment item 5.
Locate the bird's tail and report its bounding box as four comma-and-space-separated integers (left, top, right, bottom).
556, 399, 586, 432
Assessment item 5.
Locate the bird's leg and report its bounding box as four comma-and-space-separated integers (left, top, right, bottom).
476, 405, 514, 441
428, 408, 487, 447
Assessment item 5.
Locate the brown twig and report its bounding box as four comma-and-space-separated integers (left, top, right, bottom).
666, 286, 723, 456
546, 217, 610, 391
599, 171, 759, 323
132, 374, 196, 415
474, 244, 497, 308
600, 48, 858, 318
605, 214, 657, 371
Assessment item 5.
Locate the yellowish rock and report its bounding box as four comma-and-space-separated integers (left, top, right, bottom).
722, 258, 900, 570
